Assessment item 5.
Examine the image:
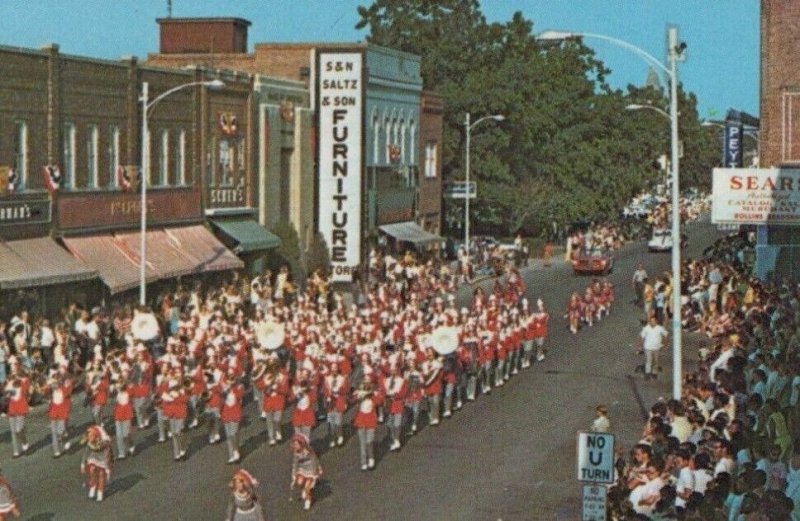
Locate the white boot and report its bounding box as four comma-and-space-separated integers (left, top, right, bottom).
88, 487, 96, 499
96, 490, 104, 502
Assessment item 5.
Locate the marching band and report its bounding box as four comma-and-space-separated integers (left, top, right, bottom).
0, 258, 567, 512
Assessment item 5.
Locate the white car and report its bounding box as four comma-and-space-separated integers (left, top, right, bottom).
648, 228, 673, 252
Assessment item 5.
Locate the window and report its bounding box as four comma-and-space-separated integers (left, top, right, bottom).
176, 130, 186, 185
158, 130, 170, 186
63, 123, 76, 189
783, 91, 800, 164
108, 126, 120, 188
219, 139, 232, 185
399, 119, 407, 163
372, 112, 380, 164
384, 115, 391, 163
425, 141, 438, 178
87, 125, 99, 188
409, 120, 416, 165
14, 121, 27, 190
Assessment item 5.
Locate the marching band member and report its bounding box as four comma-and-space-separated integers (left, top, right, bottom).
421, 348, 443, 426
566, 292, 582, 334
154, 364, 171, 443
256, 358, 288, 446
520, 300, 535, 368
85, 358, 109, 426
291, 373, 316, 441
0, 467, 20, 520
532, 299, 550, 362
46, 368, 73, 458
478, 328, 495, 395
404, 358, 424, 435
220, 371, 245, 463
441, 352, 460, 418
383, 363, 407, 451
290, 433, 322, 511
80, 425, 113, 502
161, 377, 189, 461
187, 359, 206, 429
112, 378, 136, 459
322, 362, 348, 448
495, 329, 508, 387
352, 375, 380, 470
226, 469, 266, 521
205, 361, 224, 445
458, 322, 479, 401
129, 344, 152, 430
5, 366, 31, 458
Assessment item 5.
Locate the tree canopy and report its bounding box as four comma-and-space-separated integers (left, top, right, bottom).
356, 0, 720, 236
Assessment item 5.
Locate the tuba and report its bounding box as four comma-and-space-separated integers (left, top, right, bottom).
131, 311, 160, 341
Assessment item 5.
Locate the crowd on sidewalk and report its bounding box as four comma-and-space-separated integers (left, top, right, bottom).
0, 247, 551, 515
607, 232, 800, 520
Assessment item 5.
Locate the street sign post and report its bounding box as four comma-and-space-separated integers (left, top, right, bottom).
444, 181, 476, 199
577, 431, 614, 521
582, 485, 607, 521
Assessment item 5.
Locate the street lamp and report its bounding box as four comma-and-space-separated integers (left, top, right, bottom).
464, 112, 505, 276
626, 103, 670, 120
139, 78, 225, 306
539, 28, 687, 400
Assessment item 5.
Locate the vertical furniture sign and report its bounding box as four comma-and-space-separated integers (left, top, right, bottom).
317, 51, 363, 282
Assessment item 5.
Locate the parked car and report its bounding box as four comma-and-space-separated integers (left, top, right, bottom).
572, 247, 614, 275
648, 228, 673, 252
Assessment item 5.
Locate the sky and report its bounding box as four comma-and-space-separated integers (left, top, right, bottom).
0, 1, 760, 119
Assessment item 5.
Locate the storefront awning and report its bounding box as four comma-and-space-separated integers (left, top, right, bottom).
64, 225, 243, 294
379, 221, 443, 246
63, 234, 158, 294
0, 237, 97, 290
165, 225, 244, 273
210, 219, 281, 253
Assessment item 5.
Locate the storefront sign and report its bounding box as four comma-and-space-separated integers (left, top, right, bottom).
317, 50, 363, 282
209, 186, 245, 206
724, 122, 744, 168
58, 189, 201, 231
712, 167, 800, 224
0, 198, 51, 225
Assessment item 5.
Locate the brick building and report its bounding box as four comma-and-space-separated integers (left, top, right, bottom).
756, 0, 800, 279
0, 43, 250, 315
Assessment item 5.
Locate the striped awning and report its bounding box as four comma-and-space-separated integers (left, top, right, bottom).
0, 237, 97, 290
63, 225, 243, 294
379, 221, 443, 245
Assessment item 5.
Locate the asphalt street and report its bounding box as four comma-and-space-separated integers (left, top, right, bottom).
3, 218, 721, 521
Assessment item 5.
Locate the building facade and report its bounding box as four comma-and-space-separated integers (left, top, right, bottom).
757, 0, 800, 279
0, 43, 248, 313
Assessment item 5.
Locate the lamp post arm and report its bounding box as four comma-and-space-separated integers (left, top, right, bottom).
578, 32, 671, 79
144, 80, 216, 116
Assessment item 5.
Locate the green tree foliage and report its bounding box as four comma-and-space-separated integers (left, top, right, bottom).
356, 0, 721, 236
272, 220, 304, 284
305, 232, 332, 278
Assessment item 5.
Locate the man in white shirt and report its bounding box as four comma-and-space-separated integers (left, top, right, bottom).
673, 448, 695, 511
640, 315, 668, 380
629, 459, 666, 517
713, 438, 736, 477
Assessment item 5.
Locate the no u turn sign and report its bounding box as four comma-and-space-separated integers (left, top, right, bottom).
576, 432, 615, 484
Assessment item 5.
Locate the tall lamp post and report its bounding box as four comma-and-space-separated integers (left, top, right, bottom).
539, 28, 687, 399
464, 112, 504, 274
139, 78, 225, 307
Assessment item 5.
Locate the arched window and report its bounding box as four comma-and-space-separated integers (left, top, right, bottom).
108, 125, 120, 188
372, 110, 381, 164
14, 121, 27, 190
87, 125, 99, 188
384, 113, 391, 163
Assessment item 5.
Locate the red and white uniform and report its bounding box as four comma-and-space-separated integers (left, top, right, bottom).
48, 381, 73, 421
